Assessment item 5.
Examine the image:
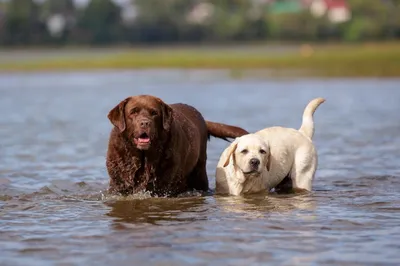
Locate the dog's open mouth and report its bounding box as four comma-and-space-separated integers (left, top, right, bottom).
134, 133, 150, 146
138, 133, 150, 143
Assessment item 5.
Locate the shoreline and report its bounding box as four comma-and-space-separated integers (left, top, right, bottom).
1, 42, 399, 77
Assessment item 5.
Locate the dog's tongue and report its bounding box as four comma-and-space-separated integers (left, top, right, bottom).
138, 137, 150, 143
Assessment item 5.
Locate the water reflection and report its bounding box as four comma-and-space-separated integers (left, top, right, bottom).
215, 193, 317, 219
105, 196, 208, 226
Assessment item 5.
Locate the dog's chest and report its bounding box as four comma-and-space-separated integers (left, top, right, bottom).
133, 161, 155, 187
241, 177, 264, 194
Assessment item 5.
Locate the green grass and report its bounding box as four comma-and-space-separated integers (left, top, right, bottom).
1, 42, 400, 77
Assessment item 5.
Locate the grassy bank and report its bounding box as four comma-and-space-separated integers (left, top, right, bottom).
0, 42, 399, 77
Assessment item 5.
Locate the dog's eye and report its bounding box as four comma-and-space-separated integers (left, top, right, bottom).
241, 149, 248, 154
259, 149, 267, 154
130, 108, 139, 115
150, 110, 158, 116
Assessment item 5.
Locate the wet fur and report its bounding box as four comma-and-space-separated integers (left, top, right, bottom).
106, 95, 248, 197
216, 98, 325, 196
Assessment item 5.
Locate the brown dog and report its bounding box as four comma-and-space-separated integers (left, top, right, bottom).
106, 95, 248, 197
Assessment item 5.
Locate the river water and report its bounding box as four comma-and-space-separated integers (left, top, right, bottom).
0, 70, 399, 266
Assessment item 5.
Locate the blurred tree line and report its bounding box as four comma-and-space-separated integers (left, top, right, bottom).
0, 0, 399, 46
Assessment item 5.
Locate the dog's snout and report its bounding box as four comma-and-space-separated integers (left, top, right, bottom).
250, 158, 260, 167
140, 119, 151, 128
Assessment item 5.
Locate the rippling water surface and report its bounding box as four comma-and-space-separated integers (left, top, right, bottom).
1, 70, 399, 266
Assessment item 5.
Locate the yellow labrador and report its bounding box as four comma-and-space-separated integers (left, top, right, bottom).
215, 98, 325, 196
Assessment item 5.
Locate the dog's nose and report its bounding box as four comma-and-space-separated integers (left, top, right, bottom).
250, 158, 260, 167
140, 119, 150, 128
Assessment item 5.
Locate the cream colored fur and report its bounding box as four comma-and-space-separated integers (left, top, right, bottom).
215, 97, 325, 196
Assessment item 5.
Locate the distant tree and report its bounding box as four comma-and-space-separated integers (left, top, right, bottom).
266, 11, 336, 42
41, 0, 75, 18
0, 0, 399, 46
77, 0, 122, 45
205, 1, 250, 42
342, 0, 392, 41
40, 0, 76, 44
3, 0, 46, 45
132, 0, 198, 43
0, 3, 6, 45
383, 0, 400, 38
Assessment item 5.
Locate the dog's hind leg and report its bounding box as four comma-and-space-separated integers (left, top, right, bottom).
290, 151, 317, 192
187, 159, 209, 192
187, 140, 209, 192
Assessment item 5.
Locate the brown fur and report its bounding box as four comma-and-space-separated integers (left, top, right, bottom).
106, 95, 248, 197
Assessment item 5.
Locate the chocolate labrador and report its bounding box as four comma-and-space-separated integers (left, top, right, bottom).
106, 95, 248, 197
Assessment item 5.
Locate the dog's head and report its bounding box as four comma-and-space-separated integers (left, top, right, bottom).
223, 134, 271, 177
108, 95, 172, 150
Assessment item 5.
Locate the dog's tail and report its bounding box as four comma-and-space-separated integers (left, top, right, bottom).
206, 121, 248, 142
298, 97, 325, 140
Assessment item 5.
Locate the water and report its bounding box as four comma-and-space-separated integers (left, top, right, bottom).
0, 70, 399, 266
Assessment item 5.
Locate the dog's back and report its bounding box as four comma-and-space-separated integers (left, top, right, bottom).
254, 98, 325, 191
255, 127, 315, 189
215, 98, 325, 194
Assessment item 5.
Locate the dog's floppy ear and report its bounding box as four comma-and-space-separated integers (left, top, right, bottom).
223, 139, 239, 167
155, 97, 173, 131
161, 102, 173, 131
108, 97, 130, 132
266, 146, 271, 172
